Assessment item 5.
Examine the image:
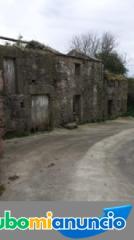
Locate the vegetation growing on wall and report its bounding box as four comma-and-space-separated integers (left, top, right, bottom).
104, 71, 126, 81
25, 40, 46, 50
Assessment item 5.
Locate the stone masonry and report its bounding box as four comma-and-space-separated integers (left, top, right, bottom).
104, 72, 128, 119
0, 45, 128, 136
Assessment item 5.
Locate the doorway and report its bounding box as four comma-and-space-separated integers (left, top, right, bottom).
3, 58, 17, 93
31, 95, 50, 131
73, 95, 81, 122
108, 100, 113, 117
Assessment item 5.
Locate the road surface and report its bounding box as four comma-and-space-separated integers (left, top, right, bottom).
0, 118, 134, 201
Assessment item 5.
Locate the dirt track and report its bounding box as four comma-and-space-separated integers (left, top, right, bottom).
0, 118, 134, 201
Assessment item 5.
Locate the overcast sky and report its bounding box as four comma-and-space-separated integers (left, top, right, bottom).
0, 0, 134, 75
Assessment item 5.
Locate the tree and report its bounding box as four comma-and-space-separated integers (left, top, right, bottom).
69, 32, 117, 57
69, 33, 100, 57
98, 33, 127, 74
101, 32, 117, 55
69, 32, 127, 75
98, 51, 127, 75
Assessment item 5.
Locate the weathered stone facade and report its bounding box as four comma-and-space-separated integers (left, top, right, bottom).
104, 72, 128, 119
0, 45, 128, 136
54, 53, 104, 126
0, 46, 56, 134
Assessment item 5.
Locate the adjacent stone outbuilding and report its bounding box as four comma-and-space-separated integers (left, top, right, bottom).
104, 72, 128, 119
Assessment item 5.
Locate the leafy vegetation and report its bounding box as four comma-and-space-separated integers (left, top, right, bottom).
97, 51, 127, 75
25, 40, 46, 50
69, 32, 127, 75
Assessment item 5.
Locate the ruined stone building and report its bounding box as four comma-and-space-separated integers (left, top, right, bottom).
0, 44, 128, 136
104, 72, 128, 119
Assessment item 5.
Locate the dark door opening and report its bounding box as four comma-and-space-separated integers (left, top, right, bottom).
73, 95, 81, 122
108, 100, 113, 117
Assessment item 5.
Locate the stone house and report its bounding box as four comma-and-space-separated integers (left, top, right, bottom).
0, 44, 128, 136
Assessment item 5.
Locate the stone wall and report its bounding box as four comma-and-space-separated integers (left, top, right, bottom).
0, 46, 56, 134
0, 45, 104, 134
54, 55, 104, 126
0, 45, 128, 136
104, 73, 128, 119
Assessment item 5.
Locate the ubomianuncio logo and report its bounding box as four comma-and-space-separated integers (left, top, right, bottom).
0, 209, 127, 230
0, 205, 132, 239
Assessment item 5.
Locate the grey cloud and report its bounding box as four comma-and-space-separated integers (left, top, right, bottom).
41, 0, 74, 17
0, 0, 134, 74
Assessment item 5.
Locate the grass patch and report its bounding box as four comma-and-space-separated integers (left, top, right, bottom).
4, 131, 30, 140
4, 129, 52, 140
